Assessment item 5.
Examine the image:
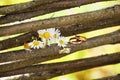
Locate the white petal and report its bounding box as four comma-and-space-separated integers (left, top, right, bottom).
62, 44, 67, 47
36, 46, 39, 49
33, 47, 36, 49
31, 44, 34, 48
59, 50, 62, 54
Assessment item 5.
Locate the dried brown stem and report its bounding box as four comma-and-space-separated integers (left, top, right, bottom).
95, 75, 120, 80
0, 0, 115, 24
0, 4, 120, 50
0, 21, 119, 51
0, 8, 63, 24
18, 0, 115, 13
0, 0, 62, 15
0, 5, 120, 36
0, 0, 119, 79
12, 72, 51, 80
1, 52, 120, 79
0, 29, 120, 73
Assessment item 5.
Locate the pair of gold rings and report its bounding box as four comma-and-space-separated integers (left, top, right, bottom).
69, 35, 87, 44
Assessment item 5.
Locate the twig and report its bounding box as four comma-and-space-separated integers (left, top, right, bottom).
1, 52, 120, 79
0, 5, 120, 36
10, 72, 50, 80
0, 4, 120, 50
0, 17, 120, 50
0, 8, 64, 24
0, 0, 114, 14
0, 32, 36, 50
0, 29, 120, 73
0, 0, 61, 14
0, 0, 115, 24
95, 75, 120, 80
17, 0, 115, 13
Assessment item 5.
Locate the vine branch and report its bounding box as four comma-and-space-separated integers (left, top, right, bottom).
95, 75, 120, 80
0, 0, 115, 24
0, 0, 120, 79
0, 5, 120, 36
0, 0, 61, 14
0, 29, 120, 73
0, 52, 120, 79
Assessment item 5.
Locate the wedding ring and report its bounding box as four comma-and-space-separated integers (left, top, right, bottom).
69, 35, 87, 44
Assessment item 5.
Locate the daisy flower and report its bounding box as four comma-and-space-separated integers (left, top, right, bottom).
57, 36, 67, 47
24, 43, 31, 50
51, 28, 60, 39
50, 28, 61, 43
29, 40, 44, 49
37, 29, 52, 40
38, 29, 53, 45
37, 29, 46, 39
59, 48, 71, 54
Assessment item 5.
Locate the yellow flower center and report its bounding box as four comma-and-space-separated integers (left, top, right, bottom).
53, 34, 57, 38
59, 40, 64, 44
43, 32, 50, 39
62, 48, 67, 52
39, 34, 44, 38
33, 41, 39, 46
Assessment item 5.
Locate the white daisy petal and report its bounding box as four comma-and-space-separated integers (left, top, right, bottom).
66, 48, 71, 53
59, 50, 62, 54
59, 48, 71, 54
36, 46, 39, 49
33, 46, 36, 49
38, 29, 52, 40
37, 29, 46, 39
37, 29, 46, 34
37, 28, 61, 46
29, 40, 44, 49
46, 28, 60, 43
51, 28, 60, 38
57, 36, 67, 48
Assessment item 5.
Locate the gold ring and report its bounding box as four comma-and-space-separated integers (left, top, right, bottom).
69, 35, 87, 44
